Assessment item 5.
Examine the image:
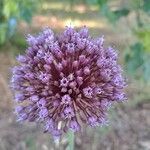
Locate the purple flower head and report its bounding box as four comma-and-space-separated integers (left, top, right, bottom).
11, 26, 126, 138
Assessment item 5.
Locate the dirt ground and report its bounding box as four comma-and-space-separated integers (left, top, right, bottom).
0, 1, 150, 150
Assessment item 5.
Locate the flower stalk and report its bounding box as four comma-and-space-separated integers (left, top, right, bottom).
67, 131, 75, 150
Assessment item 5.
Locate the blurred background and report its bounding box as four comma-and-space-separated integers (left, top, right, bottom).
0, 0, 150, 149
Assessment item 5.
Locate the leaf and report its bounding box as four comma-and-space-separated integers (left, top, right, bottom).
101, 4, 117, 23
0, 23, 7, 45
100, 4, 130, 23
0, 0, 38, 45
125, 41, 150, 82
0, 0, 4, 21
97, 0, 108, 6
143, 0, 150, 15
142, 54, 150, 81
113, 8, 130, 20
20, 7, 33, 23
19, 0, 37, 23
125, 43, 144, 77
135, 28, 150, 52
86, 0, 98, 5
3, 0, 19, 19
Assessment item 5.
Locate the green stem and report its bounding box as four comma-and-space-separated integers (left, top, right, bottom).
67, 130, 75, 150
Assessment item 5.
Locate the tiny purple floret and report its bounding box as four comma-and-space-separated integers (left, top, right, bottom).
11, 26, 126, 138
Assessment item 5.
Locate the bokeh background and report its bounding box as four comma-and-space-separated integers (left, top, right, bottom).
0, 0, 150, 150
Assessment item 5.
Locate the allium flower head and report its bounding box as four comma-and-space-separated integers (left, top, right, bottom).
11, 26, 126, 138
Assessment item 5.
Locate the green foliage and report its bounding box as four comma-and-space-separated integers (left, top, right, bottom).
143, 55, 150, 81
92, 0, 150, 82
100, 5, 129, 23
125, 26, 150, 82
0, 0, 38, 45
129, 0, 141, 10
125, 42, 150, 81
87, 0, 129, 24
113, 8, 130, 19
135, 28, 150, 52
66, 131, 75, 150
19, 0, 37, 23
125, 43, 144, 78
93, 0, 149, 24
3, 0, 19, 19
97, 0, 108, 6
11, 33, 27, 50
25, 136, 36, 150
143, 0, 150, 14
0, 23, 7, 45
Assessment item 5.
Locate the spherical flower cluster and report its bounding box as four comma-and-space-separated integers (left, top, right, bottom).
11, 27, 126, 138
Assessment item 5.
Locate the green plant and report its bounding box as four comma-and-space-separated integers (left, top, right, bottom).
0, 0, 38, 45
92, 0, 150, 82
